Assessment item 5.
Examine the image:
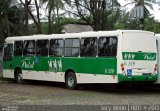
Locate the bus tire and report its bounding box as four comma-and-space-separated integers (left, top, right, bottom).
65, 72, 77, 90
15, 70, 24, 84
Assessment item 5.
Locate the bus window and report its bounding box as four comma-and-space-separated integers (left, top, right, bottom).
23, 40, 35, 56
3, 44, 13, 60
50, 39, 63, 56
98, 37, 117, 57
65, 38, 80, 57
80, 37, 97, 57
14, 41, 23, 56
36, 40, 49, 56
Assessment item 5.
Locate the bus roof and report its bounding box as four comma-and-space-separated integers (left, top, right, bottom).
156, 34, 160, 38
5, 30, 154, 42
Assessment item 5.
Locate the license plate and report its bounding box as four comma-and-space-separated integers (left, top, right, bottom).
142, 73, 151, 75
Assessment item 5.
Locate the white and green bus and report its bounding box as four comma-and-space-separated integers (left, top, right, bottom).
3, 30, 158, 89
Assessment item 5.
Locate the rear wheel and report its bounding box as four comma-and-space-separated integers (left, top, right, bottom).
65, 72, 77, 89
15, 70, 23, 84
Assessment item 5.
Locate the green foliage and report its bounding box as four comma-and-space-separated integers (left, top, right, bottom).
40, 17, 88, 34
41, 0, 71, 34
41, 22, 49, 34
115, 11, 139, 30
18, 11, 160, 35
0, 77, 4, 81
115, 11, 160, 33
144, 17, 160, 33
8, 6, 24, 36
0, 0, 24, 43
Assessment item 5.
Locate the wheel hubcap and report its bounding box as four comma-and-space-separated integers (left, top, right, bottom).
68, 76, 74, 87
17, 73, 23, 82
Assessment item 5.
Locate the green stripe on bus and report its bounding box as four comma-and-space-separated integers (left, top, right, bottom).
118, 74, 158, 82
122, 52, 156, 60
3, 57, 117, 75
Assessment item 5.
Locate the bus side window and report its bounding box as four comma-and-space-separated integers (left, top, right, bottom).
23, 40, 35, 56
14, 41, 23, 56
80, 37, 97, 57
50, 39, 64, 56
109, 37, 117, 56
98, 36, 117, 57
36, 40, 49, 56
64, 38, 80, 57
3, 44, 13, 60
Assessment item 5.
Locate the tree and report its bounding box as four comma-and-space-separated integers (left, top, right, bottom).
124, 0, 157, 16
23, 0, 31, 35
41, 0, 71, 34
41, 0, 55, 34
124, 0, 157, 29
115, 11, 139, 30
66, 0, 120, 31
19, 0, 42, 34
0, 0, 13, 37
34, 0, 42, 34
0, 0, 24, 41
144, 17, 160, 33
115, 10, 160, 32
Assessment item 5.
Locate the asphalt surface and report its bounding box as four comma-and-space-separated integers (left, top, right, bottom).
0, 81, 160, 111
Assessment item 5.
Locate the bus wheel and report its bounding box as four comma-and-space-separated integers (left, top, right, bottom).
65, 72, 77, 89
15, 70, 23, 84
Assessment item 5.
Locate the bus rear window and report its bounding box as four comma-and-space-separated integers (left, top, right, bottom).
122, 33, 156, 52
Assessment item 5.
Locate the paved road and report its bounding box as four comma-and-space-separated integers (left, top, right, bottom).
0, 81, 160, 105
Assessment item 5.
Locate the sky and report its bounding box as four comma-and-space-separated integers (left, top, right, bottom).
118, 0, 160, 21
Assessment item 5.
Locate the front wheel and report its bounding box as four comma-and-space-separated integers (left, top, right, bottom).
65, 72, 77, 89
15, 70, 24, 84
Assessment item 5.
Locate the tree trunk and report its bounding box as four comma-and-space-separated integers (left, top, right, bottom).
24, 0, 29, 35
48, 8, 52, 34
5, 13, 11, 37
34, 0, 42, 34
19, 0, 42, 34
139, 0, 144, 30
56, 7, 60, 23
101, 0, 106, 30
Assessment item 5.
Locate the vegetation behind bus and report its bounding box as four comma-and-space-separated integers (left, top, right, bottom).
1, 0, 160, 46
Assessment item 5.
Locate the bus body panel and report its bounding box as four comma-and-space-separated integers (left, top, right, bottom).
118, 31, 157, 82
2, 30, 158, 84
156, 34, 160, 83
3, 56, 118, 83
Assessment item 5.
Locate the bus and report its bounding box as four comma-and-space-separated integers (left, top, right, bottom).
3, 30, 158, 89
156, 34, 160, 84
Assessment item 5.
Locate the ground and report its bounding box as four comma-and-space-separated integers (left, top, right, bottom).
0, 81, 160, 105
1, 81, 160, 111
